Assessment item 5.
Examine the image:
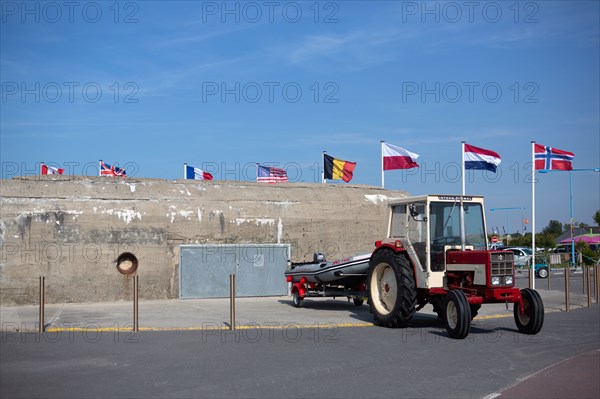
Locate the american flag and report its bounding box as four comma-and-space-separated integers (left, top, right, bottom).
99, 161, 127, 177
257, 165, 288, 183
534, 144, 574, 171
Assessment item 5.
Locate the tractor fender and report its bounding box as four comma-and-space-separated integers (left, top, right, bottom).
370, 244, 419, 285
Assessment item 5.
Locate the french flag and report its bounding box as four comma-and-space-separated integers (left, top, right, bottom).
41, 163, 64, 175
185, 164, 213, 180
382, 143, 419, 170
464, 144, 501, 173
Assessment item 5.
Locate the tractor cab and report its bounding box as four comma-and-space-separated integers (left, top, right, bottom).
387, 195, 489, 289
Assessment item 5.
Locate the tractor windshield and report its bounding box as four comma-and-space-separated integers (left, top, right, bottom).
429, 201, 487, 249
428, 201, 486, 272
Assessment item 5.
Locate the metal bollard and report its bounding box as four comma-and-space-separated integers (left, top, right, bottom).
39, 276, 45, 333
229, 274, 236, 331
133, 275, 139, 332
587, 267, 592, 307
564, 267, 570, 312
596, 266, 600, 303
583, 264, 587, 293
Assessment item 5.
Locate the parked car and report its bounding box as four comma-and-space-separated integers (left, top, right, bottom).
501, 247, 548, 278
504, 247, 533, 267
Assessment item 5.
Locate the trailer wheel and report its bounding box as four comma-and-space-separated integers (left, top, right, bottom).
292, 290, 303, 308
367, 250, 416, 328
443, 290, 471, 339
514, 288, 544, 334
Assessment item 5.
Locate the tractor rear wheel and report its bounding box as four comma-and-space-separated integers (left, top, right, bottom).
514, 288, 544, 334
443, 290, 472, 339
367, 250, 417, 328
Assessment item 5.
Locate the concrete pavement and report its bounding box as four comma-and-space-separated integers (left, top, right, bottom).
1, 281, 597, 332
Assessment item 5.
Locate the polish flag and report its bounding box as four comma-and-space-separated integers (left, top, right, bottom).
382, 142, 419, 170
41, 164, 64, 175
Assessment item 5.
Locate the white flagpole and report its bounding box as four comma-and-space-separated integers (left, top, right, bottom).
256, 163, 260, 182
381, 141, 385, 189
98, 160, 102, 177
531, 141, 536, 289
461, 141, 466, 195
183, 163, 187, 179
322, 151, 326, 184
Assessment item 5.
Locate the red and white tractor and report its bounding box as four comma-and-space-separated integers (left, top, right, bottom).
368, 194, 544, 339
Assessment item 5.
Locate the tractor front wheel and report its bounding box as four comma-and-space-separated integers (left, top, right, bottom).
443, 290, 472, 339
514, 288, 544, 334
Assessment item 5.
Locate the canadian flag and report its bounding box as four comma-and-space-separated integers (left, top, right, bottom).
41, 163, 64, 175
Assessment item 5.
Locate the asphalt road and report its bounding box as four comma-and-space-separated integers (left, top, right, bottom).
2, 304, 598, 398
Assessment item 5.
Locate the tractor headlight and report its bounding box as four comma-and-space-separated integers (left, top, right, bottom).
505, 276, 513, 285
491, 276, 501, 286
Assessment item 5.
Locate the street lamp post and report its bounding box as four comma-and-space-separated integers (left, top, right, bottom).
540, 168, 600, 267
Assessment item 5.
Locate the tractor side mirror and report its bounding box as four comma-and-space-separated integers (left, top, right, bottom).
409, 204, 428, 222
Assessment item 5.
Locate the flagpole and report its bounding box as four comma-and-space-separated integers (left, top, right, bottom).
531, 141, 536, 289
98, 160, 102, 177
381, 141, 385, 189
183, 163, 187, 179
322, 151, 326, 184
459, 141, 466, 250
256, 163, 259, 183
461, 141, 466, 195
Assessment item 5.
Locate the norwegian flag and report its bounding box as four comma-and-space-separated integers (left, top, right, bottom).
99, 160, 127, 177
257, 165, 288, 183
41, 163, 64, 175
534, 144, 574, 171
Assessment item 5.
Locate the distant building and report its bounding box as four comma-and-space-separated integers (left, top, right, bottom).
555, 226, 600, 244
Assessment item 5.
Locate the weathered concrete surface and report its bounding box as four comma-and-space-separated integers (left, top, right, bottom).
0, 176, 407, 305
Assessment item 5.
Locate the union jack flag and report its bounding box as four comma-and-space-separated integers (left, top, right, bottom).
257, 165, 288, 183
99, 160, 127, 177
534, 144, 574, 171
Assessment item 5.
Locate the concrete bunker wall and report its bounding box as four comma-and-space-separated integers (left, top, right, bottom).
0, 176, 408, 305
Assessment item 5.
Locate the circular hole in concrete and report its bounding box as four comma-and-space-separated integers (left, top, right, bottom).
116, 252, 138, 274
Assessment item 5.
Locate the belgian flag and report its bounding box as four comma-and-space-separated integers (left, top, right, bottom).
324, 154, 356, 182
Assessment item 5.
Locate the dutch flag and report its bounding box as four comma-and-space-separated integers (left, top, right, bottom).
464, 144, 501, 173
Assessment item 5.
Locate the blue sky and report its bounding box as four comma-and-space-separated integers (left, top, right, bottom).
1, 0, 599, 233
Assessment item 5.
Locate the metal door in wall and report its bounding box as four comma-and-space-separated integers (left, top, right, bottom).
179, 244, 290, 299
